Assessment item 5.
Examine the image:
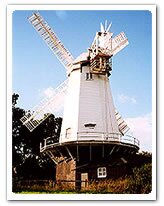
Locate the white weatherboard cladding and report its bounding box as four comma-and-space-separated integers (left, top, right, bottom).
59, 69, 81, 143
60, 65, 120, 143
78, 66, 120, 141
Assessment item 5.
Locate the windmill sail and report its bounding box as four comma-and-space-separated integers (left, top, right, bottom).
111, 32, 129, 56
20, 79, 68, 132
115, 110, 129, 135
28, 12, 74, 70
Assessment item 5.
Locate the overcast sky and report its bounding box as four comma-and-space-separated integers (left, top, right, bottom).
12, 9, 153, 152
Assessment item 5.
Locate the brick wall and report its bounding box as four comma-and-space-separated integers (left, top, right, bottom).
56, 159, 76, 187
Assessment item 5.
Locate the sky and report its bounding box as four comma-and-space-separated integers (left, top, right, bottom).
12, 9, 153, 152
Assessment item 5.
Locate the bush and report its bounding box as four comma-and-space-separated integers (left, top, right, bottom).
127, 163, 152, 194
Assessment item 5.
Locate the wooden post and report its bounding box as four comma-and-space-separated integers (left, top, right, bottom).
102, 144, 105, 158
90, 144, 92, 161
77, 144, 79, 161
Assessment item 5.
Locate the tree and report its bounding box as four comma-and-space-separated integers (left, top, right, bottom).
12, 93, 27, 169
12, 93, 62, 180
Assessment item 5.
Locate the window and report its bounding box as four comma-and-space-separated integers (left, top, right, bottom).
84, 123, 96, 129
86, 72, 93, 80
97, 167, 107, 178
65, 128, 71, 139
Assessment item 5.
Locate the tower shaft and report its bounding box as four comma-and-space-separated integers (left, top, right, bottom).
60, 64, 120, 143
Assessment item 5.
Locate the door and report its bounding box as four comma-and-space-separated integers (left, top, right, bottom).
81, 173, 88, 188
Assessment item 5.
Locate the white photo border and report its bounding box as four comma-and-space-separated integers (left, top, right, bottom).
7, 4, 156, 201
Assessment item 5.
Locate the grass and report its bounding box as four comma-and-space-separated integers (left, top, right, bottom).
17, 191, 78, 194
16, 190, 110, 194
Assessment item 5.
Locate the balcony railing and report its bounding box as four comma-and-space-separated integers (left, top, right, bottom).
40, 132, 140, 152
77, 132, 140, 147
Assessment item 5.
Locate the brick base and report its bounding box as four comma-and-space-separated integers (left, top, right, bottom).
56, 159, 76, 188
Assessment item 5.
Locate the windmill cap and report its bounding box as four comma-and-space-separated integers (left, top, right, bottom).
73, 52, 89, 64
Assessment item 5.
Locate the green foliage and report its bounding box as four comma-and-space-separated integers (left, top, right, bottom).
139, 151, 152, 158
127, 163, 152, 194
12, 93, 19, 108
12, 93, 62, 182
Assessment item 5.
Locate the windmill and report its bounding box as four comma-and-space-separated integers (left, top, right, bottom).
20, 12, 139, 187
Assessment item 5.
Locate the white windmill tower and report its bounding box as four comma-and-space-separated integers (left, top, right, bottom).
20, 12, 139, 186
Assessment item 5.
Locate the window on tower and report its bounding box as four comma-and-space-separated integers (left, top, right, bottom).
84, 123, 96, 129
65, 128, 71, 139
